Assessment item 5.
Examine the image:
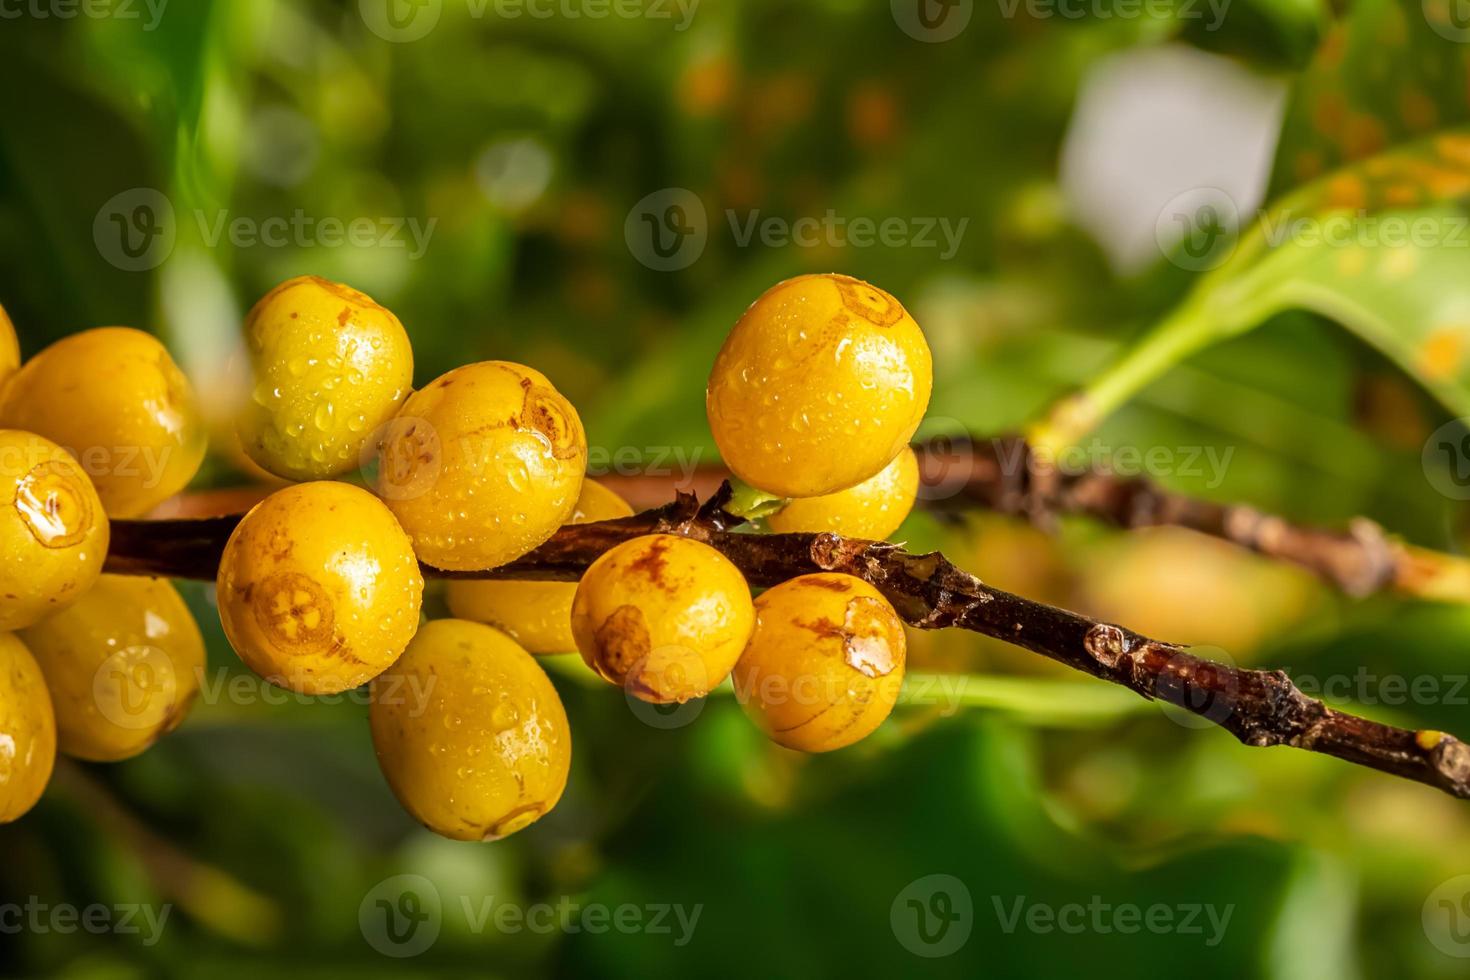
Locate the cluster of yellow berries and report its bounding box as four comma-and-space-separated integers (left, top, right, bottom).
0, 272, 933, 841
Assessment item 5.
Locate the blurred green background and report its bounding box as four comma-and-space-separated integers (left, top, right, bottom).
5, 0, 1470, 976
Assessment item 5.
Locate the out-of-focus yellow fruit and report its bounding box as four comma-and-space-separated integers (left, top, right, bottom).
0, 327, 205, 517
217, 481, 423, 695
0, 633, 56, 823
767, 446, 918, 539
0, 430, 108, 631
706, 274, 932, 498
1078, 527, 1321, 658
733, 573, 906, 752
237, 276, 414, 481
446, 480, 633, 653
571, 534, 754, 703
20, 575, 204, 762
376, 361, 587, 570
370, 619, 571, 841
0, 304, 19, 387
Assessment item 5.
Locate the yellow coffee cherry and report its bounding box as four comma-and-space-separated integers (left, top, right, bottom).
217, 481, 423, 695
0, 633, 56, 823
20, 575, 204, 762
767, 446, 919, 540
377, 361, 587, 570
446, 480, 633, 653
706, 273, 932, 498
0, 327, 205, 517
0, 430, 109, 631
0, 304, 19, 386
571, 534, 754, 703
733, 573, 906, 752
370, 619, 571, 841
238, 276, 414, 481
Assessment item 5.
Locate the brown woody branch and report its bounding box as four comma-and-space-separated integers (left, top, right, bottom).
592, 436, 1469, 603
109, 483, 1470, 801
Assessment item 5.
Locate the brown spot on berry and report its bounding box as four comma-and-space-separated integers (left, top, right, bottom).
593, 604, 651, 683
627, 536, 673, 590
830, 274, 903, 327
253, 571, 335, 652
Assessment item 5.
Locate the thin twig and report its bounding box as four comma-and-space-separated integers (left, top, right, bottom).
108, 484, 1470, 800
594, 436, 1467, 603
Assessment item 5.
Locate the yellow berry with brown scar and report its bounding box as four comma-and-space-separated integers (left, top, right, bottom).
0, 429, 109, 631
375, 360, 587, 571
216, 481, 423, 695
733, 573, 906, 752
571, 534, 754, 703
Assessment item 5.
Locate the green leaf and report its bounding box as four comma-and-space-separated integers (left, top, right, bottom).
1030, 0, 1470, 451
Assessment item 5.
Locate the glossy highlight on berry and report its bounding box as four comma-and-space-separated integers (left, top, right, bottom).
0, 430, 109, 631
0, 327, 206, 518
238, 275, 415, 481
706, 273, 932, 498
0, 633, 56, 824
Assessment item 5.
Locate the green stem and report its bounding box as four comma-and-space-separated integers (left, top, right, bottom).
1026, 290, 1222, 454
724, 478, 789, 521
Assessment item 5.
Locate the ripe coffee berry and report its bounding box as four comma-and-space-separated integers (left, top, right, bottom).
767, 446, 919, 540
217, 481, 423, 695
238, 276, 414, 481
571, 534, 754, 703
706, 273, 932, 498
0, 633, 56, 824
